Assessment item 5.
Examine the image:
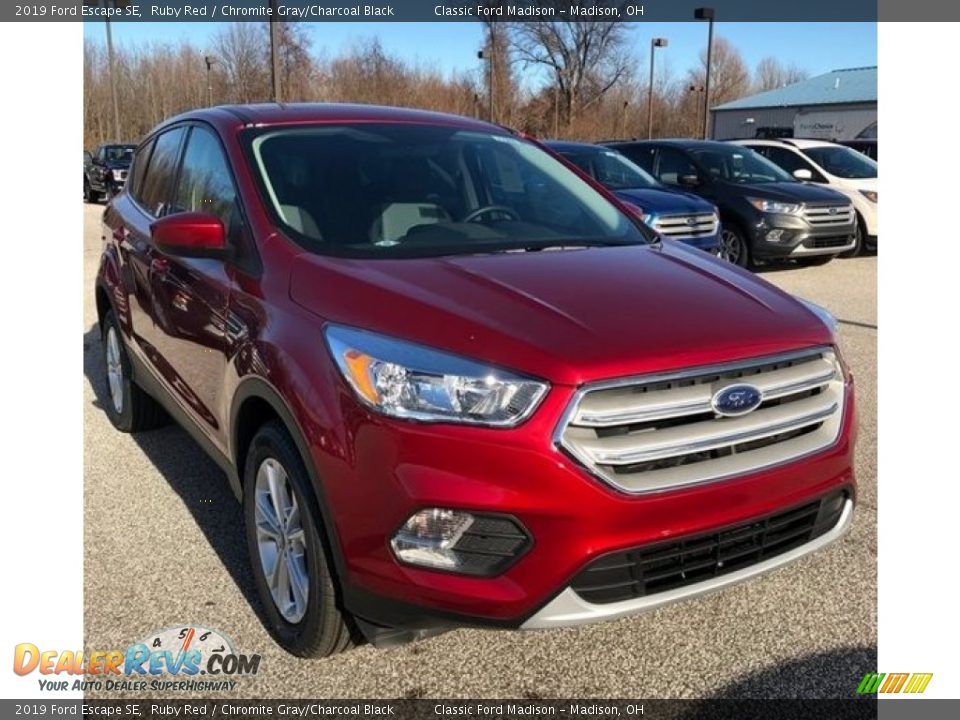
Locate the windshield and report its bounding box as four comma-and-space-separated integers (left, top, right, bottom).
804, 145, 877, 179
104, 145, 135, 163
559, 148, 659, 190
246, 124, 648, 258
689, 146, 795, 184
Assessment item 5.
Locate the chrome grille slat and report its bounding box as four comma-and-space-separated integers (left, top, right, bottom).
557, 347, 845, 494
654, 212, 719, 239
574, 396, 838, 466
802, 204, 854, 227
574, 355, 836, 427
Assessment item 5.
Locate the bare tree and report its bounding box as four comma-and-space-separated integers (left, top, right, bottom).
277, 21, 316, 101
511, 3, 634, 127
686, 36, 751, 109
215, 23, 269, 104
754, 57, 809, 92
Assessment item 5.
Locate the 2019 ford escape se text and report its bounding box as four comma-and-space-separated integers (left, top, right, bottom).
96, 104, 857, 657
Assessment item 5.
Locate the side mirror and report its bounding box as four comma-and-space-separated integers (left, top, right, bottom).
679, 174, 702, 188
151, 212, 231, 259
793, 168, 813, 181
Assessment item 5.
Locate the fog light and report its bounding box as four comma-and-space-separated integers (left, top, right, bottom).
390, 509, 531, 575
766, 229, 785, 242
391, 509, 474, 570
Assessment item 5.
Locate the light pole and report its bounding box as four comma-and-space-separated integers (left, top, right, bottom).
694, 7, 715, 139
647, 37, 668, 139
688, 84, 706, 137
204, 55, 216, 107
477, 48, 494, 122
99, 0, 122, 141
269, 0, 281, 103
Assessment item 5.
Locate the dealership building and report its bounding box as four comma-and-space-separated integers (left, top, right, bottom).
710, 66, 877, 142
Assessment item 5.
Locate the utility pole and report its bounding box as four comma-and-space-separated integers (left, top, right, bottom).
647, 38, 668, 139
477, 47, 494, 123
695, 7, 716, 139
204, 55, 216, 107
554, 85, 559, 137
269, 0, 281, 103
100, 0, 121, 141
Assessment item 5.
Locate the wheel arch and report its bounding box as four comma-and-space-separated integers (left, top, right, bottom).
230, 377, 349, 585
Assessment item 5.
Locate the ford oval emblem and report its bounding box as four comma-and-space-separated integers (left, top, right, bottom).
712, 384, 763, 417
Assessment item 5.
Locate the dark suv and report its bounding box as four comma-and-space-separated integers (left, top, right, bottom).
96, 105, 856, 657
84, 143, 136, 202
605, 140, 857, 267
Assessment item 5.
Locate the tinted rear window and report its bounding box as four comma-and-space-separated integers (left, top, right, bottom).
138, 128, 186, 216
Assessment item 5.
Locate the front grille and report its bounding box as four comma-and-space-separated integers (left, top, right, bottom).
806, 236, 852, 249
654, 212, 719, 239
802, 203, 854, 228
557, 347, 845, 494
571, 491, 847, 604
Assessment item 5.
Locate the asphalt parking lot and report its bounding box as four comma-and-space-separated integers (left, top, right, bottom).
83, 202, 877, 699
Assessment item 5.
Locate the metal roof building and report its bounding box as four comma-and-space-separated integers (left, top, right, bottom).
710, 66, 877, 142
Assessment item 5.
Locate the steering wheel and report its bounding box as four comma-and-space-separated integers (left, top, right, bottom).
462, 205, 521, 224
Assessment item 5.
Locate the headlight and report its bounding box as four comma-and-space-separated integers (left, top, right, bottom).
324, 325, 549, 426
859, 190, 877, 203
797, 298, 838, 335
748, 197, 803, 215
111, 169, 124, 180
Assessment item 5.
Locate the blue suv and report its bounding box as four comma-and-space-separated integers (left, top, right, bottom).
545, 140, 721, 254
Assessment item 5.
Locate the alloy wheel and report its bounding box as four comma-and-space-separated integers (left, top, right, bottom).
105, 326, 124, 414
719, 229, 743, 264
255, 458, 310, 624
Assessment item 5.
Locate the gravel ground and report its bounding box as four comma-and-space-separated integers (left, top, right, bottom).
83, 203, 877, 699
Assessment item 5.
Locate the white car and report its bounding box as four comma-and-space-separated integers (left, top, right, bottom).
733, 138, 877, 256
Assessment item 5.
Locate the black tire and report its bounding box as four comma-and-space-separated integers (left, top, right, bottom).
718, 224, 751, 268
839, 215, 865, 258
101, 310, 167, 432
243, 420, 353, 657
84, 178, 99, 204
795, 255, 834, 267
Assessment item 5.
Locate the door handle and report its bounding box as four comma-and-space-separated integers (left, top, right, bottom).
150, 257, 170, 275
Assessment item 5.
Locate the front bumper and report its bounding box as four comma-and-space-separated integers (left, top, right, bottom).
322, 375, 857, 632
523, 496, 853, 629
749, 214, 856, 259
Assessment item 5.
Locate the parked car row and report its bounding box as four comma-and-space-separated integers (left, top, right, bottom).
541, 136, 877, 267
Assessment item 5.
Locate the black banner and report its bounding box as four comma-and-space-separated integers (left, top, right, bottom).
8, 1, 884, 23
0, 698, 895, 720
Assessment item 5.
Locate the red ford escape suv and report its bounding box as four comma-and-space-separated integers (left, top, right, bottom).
96, 104, 857, 657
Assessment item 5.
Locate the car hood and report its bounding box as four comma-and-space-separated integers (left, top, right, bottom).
614, 188, 715, 216
105, 160, 131, 170
290, 243, 832, 385
727, 180, 850, 204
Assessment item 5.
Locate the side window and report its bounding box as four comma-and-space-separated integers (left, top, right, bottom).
621, 145, 655, 172
128, 138, 155, 204
139, 127, 186, 216
656, 148, 698, 186
766, 147, 824, 182
172, 126, 239, 236
95, 146, 106, 163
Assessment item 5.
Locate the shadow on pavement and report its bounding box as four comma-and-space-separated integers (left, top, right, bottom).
709, 645, 878, 699
83, 323, 265, 623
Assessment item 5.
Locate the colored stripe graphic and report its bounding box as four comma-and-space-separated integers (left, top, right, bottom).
857, 672, 933, 694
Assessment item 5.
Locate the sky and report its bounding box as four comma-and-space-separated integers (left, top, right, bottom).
83, 21, 877, 86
